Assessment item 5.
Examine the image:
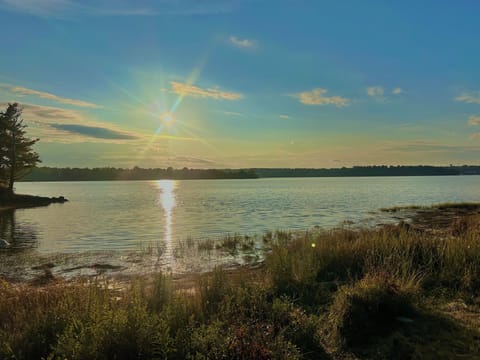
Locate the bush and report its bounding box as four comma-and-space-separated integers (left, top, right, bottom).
326, 275, 417, 350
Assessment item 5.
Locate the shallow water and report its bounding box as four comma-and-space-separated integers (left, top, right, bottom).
1, 176, 480, 279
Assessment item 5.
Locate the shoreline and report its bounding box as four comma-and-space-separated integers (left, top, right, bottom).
0, 193, 68, 211
2, 202, 480, 283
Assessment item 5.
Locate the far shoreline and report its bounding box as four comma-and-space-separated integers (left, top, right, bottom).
19, 165, 480, 182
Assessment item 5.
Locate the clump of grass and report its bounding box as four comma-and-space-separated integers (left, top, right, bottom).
263, 230, 273, 243
185, 236, 195, 248
216, 234, 242, 251
240, 235, 255, 251
197, 239, 215, 252
325, 274, 418, 350
213, 234, 257, 253
268, 220, 480, 300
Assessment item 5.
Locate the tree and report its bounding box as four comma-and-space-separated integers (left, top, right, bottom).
0, 103, 41, 194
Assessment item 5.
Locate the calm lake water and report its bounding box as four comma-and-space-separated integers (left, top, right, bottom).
1, 176, 480, 278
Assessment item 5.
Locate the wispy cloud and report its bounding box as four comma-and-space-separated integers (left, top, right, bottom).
279, 114, 290, 119
1, 0, 73, 17
50, 124, 138, 140
0, 102, 139, 143
384, 140, 480, 153
456, 91, 480, 104
223, 111, 242, 116
367, 86, 403, 99
229, 36, 256, 49
392, 87, 403, 95
468, 115, 480, 126
0, 102, 86, 125
157, 134, 199, 141
1, 0, 237, 18
2, 83, 100, 108
170, 81, 243, 101
169, 156, 216, 165
19, 102, 81, 121
290, 88, 349, 107
366, 86, 384, 97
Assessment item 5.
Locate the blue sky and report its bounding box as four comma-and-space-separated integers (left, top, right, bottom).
1, 0, 480, 168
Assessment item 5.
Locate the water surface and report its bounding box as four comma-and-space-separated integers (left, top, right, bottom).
1, 176, 480, 278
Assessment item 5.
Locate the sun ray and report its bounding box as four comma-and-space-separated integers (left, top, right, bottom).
104, 78, 149, 108
126, 45, 216, 168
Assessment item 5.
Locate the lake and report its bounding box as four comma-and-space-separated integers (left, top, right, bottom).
1, 176, 480, 278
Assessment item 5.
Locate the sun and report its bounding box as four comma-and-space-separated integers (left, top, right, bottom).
160, 112, 176, 127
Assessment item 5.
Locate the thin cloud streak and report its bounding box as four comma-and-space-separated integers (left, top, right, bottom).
290, 88, 349, 107
455, 92, 480, 104
1, 0, 238, 18
169, 156, 216, 165
170, 81, 243, 101
223, 111, 242, 116
51, 124, 138, 140
383, 140, 480, 153
468, 115, 480, 126
0, 102, 140, 144
3, 84, 100, 108
1, 0, 74, 17
157, 134, 200, 141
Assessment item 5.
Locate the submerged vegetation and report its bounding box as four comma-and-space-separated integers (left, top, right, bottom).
1, 205, 480, 359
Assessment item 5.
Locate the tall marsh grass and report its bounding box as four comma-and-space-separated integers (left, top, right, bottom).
2, 212, 480, 358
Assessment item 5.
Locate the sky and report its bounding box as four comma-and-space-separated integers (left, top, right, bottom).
0, 0, 480, 168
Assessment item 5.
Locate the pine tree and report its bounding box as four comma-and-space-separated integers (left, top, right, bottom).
0, 103, 41, 194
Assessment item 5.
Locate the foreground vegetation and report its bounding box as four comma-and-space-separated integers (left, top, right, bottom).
2, 206, 480, 359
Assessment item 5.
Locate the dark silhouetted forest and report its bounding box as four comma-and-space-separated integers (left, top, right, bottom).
253, 165, 480, 178
19, 165, 480, 182
22, 167, 258, 181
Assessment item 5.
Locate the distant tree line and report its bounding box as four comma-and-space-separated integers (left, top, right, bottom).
253, 165, 480, 178
21, 165, 480, 182
22, 167, 259, 181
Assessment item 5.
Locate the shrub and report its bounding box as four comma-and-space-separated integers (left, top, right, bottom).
326, 275, 417, 350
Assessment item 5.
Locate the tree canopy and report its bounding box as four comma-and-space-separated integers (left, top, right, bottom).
0, 103, 41, 194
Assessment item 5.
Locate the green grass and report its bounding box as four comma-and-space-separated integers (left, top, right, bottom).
1, 208, 480, 359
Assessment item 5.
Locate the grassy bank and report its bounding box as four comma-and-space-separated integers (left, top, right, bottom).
1, 205, 480, 359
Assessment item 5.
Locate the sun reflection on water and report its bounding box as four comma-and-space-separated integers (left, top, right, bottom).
156, 180, 176, 262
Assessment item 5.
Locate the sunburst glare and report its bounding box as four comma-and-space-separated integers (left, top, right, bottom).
160, 112, 176, 127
